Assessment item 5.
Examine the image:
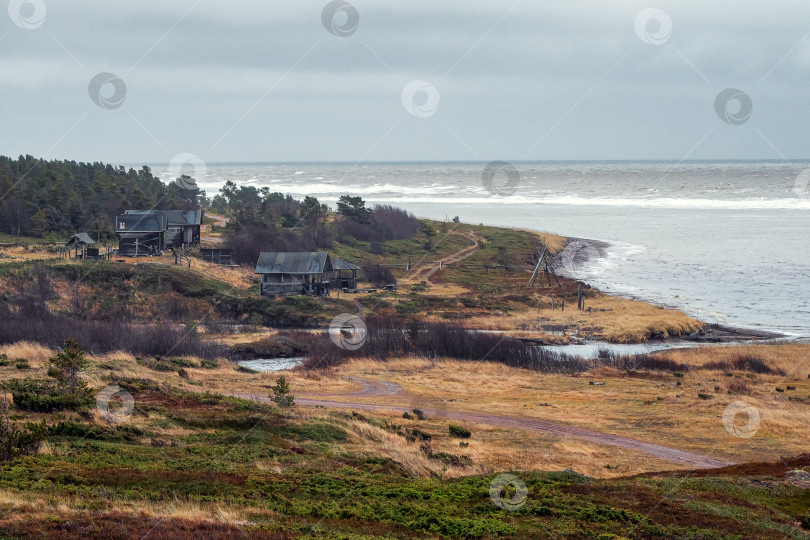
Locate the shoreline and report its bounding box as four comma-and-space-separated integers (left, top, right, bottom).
550, 236, 790, 345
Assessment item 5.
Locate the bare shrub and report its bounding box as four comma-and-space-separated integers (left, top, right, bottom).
362, 265, 395, 287
704, 354, 785, 376
726, 380, 752, 395
0, 310, 223, 359
372, 205, 419, 240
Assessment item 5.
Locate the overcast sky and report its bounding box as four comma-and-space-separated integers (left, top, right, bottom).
2, 0, 810, 164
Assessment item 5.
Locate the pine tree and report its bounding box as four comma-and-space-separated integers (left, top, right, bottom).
270, 376, 295, 408
48, 339, 89, 395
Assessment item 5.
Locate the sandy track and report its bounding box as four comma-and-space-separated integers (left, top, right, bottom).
235, 376, 732, 470
407, 230, 480, 282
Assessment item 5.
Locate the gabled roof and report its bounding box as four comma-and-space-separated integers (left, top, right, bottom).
255, 252, 332, 275
164, 210, 202, 226
116, 213, 167, 233
331, 258, 360, 271
126, 209, 202, 226
66, 233, 95, 246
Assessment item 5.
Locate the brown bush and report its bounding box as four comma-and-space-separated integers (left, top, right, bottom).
726, 380, 752, 395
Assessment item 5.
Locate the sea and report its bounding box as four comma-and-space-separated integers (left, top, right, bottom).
149, 161, 810, 338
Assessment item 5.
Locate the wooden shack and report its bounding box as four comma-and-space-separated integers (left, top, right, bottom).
254, 252, 332, 297
116, 212, 167, 256
330, 258, 360, 290
64, 233, 95, 259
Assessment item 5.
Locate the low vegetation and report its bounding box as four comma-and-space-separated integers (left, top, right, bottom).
0, 363, 805, 538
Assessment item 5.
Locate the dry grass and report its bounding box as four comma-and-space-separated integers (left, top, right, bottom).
0, 488, 256, 525
340, 411, 673, 478
254, 347, 810, 469
4, 336, 807, 477
445, 294, 703, 343
0, 342, 55, 369
664, 343, 810, 378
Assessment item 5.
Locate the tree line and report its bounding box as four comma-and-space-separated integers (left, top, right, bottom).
0, 155, 422, 260
0, 155, 199, 240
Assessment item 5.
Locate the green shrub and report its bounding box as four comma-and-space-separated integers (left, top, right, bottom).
448, 424, 471, 438
200, 359, 220, 369
7, 380, 94, 413
14, 359, 29, 370
0, 399, 46, 461
236, 365, 259, 374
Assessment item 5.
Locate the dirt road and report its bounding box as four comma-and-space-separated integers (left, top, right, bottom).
237, 376, 733, 469
406, 230, 480, 283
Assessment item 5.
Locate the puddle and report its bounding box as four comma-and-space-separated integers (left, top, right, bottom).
237, 357, 305, 372
538, 341, 703, 359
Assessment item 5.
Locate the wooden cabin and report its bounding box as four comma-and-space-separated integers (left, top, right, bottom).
115, 212, 167, 256
330, 258, 360, 290
254, 252, 332, 297
124, 209, 202, 248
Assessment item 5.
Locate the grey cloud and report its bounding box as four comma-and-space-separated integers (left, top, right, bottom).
1, 0, 809, 163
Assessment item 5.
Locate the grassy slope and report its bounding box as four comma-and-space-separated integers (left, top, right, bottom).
0, 376, 806, 539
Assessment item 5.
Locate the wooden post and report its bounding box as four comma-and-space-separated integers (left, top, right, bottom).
551, 298, 555, 311
577, 283, 583, 310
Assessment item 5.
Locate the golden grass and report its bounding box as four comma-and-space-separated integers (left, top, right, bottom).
0, 488, 257, 525
4, 336, 807, 477
0, 342, 55, 369
664, 343, 810, 378
253, 348, 810, 469
448, 294, 703, 343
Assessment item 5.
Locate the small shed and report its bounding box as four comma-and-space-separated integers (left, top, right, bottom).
65, 233, 96, 259
200, 248, 233, 266
255, 252, 332, 297
330, 258, 360, 290
116, 212, 167, 256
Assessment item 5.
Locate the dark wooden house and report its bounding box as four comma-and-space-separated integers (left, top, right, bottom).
255, 252, 332, 297
125, 209, 202, 248
330, 258, 360, 290
115, 212, 167, 256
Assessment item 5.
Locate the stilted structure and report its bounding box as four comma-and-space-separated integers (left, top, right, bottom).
528, 245, 561, 288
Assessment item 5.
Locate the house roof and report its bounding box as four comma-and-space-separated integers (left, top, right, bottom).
126, 209, 202, 226
116, 213, 167, 233
331, 258, 360, 271
255, 252, 332, 275
164, 210, 202, 226
65, 233, 95, 246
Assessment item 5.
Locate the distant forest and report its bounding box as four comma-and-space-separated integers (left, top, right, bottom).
0, 155, 199, 240
0, 156, 422, 260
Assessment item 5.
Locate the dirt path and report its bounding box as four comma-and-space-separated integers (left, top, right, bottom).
407, 230, 480, 283
236, 377, 732, 469
201, 213, 230, 244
